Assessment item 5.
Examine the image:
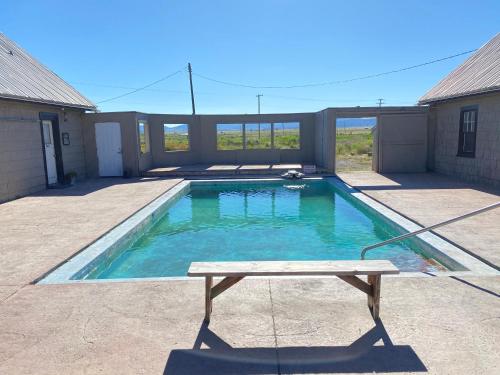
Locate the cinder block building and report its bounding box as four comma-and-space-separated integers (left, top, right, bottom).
421, 33, 500, 187
0, 32, 95, 202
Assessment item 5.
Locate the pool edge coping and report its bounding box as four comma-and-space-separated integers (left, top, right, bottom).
37, 176, 499, 284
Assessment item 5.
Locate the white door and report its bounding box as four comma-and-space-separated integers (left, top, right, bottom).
42, 120, 58, 184
95, 122, 123, 177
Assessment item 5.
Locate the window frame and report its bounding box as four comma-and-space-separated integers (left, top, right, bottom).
137, 120, 150, 155
457, 106, 478, 158
163, 123, 191, 152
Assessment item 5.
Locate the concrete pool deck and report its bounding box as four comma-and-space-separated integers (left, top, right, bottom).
0, 177, 183, 289
0, 173, 499, 374
337, 172, 500, 269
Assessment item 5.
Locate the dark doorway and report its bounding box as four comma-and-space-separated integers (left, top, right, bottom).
39, 112, 64, 186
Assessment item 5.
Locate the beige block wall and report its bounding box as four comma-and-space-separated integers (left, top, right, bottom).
0, 100, 86, 203
59, 109, 87, 178
147, 112, 316, 167
84, 107, 431, 177
137, 113, 153, 172
314, 109, 335, 171
429, 93, 500, 187
86, 112, 318, 175
318, 107, 428, 173
376, 112, 428, 173
148, 114, 201, 166
82, 112, 142, 177
0, 114, 45, 202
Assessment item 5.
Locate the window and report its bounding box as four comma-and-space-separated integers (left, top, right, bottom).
217, 123, 243, 150
42, 120, 53, 145
216, 121, 301, 150
138, 121, 150, 154
245, 123, 272, 149
273, 122, 300, 149
457, 107, 478, 157
164, 124, 189, 151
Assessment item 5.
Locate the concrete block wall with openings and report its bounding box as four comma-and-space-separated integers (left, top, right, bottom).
82, 107, 429, 179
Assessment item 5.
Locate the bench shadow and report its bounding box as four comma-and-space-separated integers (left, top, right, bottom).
163, 319, 427, 374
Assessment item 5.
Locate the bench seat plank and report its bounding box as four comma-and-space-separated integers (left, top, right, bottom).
188, 260, 399, 277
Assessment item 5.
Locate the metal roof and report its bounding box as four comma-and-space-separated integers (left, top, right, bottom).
0, 33, 95, 110
419, 33, 500, 104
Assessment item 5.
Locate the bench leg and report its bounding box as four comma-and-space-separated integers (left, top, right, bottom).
367, 275, 381, 319
205, 276, 213, 322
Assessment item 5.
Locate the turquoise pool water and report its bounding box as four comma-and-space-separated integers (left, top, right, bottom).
84, 180, 444, 279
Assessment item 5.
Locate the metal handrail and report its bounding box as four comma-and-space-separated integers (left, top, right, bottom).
361, 201, 500, 259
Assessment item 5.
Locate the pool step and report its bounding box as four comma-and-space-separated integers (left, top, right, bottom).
143, 164, 320, 177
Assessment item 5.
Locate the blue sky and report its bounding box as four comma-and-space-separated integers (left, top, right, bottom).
1, 1, 499, 114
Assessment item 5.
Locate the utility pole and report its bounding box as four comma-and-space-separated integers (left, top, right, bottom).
256, 94, 263, 139
256, 94, 263, 114
377, 98, 384, 108
188, 63, 196, 115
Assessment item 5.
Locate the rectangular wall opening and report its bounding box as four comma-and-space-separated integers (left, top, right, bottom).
138, 121, 150, 154
273, 121, 300, 149
164, 123, 189, 151
217, 122, 301, 151
217, 123, 243, 150
336, 117, 376, 172
245, 123, 272, 149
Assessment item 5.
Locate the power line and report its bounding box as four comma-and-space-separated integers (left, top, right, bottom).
71, 81, 189, 94
91, 47, 476, 107
192, 49, 477, 89
265, 94, 374, 103
96, 68, 184, 104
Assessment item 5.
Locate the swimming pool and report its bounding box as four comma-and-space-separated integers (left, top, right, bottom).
39, 176, 478, 284
88, 180, 447, 279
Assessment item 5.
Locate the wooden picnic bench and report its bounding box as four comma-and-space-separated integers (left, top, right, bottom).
187, 260, 399, 322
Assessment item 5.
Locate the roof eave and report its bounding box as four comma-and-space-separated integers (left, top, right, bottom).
0, 94, 96, 111
418, 86, 500, 105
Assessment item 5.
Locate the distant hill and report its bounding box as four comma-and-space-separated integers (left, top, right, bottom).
336, 117, 376, 128
216, 122, 300, 132
164, 124, 189, 133
164, 118, 375, 133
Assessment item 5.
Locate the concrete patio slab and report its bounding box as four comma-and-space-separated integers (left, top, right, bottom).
0, 286, 18, 302
0, 177, 182, 288
270, 276, 499, 375
238, 164, 272, 170
338, 172, 500, 269
144, 164, 304, 178
271, 164, 302, 170
0, 276, 498, 374
205, 165, 240, 171
0, 279, 276, 375
0, 172, 499, 374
